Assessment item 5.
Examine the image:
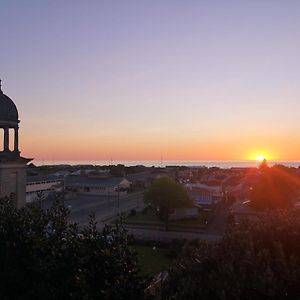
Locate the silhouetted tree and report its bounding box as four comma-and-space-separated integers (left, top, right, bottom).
250, 165, 300, 210
0, 196, 149, 300
162, 211, 300, 300
259, 158, 268, 170
144, 176, 192, 230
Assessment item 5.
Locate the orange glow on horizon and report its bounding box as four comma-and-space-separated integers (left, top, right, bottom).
20, 127, 299, 162
21, 143, 286, 162
246, 149, 276, 162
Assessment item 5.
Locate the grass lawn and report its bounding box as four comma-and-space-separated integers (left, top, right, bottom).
134, 245, 173, 276
170, 217, 207, 227
126, 208, 162, 224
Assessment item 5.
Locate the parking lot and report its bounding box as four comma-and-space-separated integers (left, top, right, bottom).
44, 191, 145, 227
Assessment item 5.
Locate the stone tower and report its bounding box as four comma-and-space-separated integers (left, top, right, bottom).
0, 80, 31, 208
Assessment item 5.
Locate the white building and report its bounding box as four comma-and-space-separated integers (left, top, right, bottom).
65, 176, 132, 196
26, 175, 63, 202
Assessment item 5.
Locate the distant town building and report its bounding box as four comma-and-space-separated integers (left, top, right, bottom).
26, 175, 63, 202
0, 80, 32, 207
65, 176, 132, 196
230, 200, 265, 224
169, 206, 199, 221
127, 172, 159, 188
187, 187, 222, 211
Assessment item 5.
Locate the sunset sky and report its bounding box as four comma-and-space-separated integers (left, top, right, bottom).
1, 1, 300, 162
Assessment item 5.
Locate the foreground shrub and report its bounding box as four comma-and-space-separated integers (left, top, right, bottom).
162, 211, 300, 300
0, 197, 149, 300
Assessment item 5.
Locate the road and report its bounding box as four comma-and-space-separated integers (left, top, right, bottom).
44, 191, 145, 227
43, 191, 228, 242
122, 202, 231, 242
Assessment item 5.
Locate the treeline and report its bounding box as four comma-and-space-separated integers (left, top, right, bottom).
0, 197, 148, 300
162, 210, 300, 299
250, 163, 300, 209
1, 194, 300, 299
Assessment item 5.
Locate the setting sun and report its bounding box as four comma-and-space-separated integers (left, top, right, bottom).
246, 150, 274, 162
256, 155, 266, 162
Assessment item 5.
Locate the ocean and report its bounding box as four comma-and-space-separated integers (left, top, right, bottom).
32, 160, 300, 168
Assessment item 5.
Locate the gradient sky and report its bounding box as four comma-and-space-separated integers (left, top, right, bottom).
1, 0, 300, 161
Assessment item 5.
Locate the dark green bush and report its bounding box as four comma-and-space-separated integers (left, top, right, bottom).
163, 211, 300, 300
129, 208, 137, 216
0, 197, 149, 300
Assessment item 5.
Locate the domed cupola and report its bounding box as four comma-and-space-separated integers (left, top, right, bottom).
0, 80, 20, 158
0, 83, 19, 123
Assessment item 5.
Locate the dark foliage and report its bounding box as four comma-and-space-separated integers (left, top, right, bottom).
165, 239, 186, 260
162, 211, 300, 300
250, 165, 300, 210
0, 196, 149, 300
129, 208, 137, 216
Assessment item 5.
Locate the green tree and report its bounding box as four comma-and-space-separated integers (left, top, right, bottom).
0, 196, 149, 300
144, 176, 192, 231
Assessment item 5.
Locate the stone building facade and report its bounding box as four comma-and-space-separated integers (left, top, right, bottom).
0, 80, 31, 208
